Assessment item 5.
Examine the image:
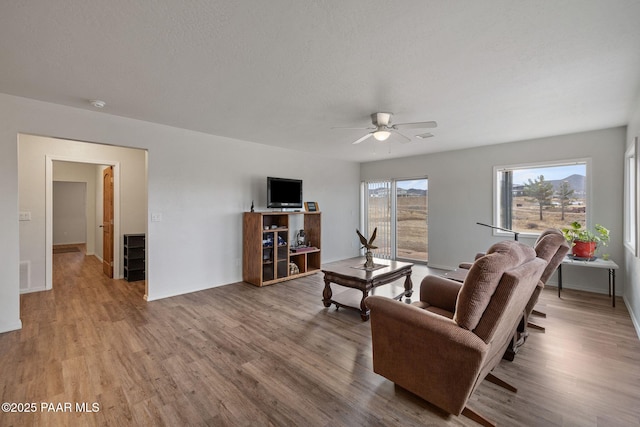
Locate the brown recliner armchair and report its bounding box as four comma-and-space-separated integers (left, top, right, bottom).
526, 229, 570, 326
503, 229, 570, 358
365, 241, 546, 427
458, 230, 570, 350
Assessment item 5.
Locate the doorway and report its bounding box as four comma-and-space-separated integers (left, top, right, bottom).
45, 157, 121, 289
18, 133, 148, 299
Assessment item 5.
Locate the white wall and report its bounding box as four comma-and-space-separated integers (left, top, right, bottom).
52, 161, 100, 253
1, 93, 360, 333
361, 127, 626, 296
625, 91, 640, 337
52, 181, 86, 245
145, 132, 360, 300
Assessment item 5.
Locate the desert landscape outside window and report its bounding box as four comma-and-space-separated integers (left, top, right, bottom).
496, 161, 588, 235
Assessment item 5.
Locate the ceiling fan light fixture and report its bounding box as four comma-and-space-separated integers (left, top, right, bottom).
373, 130, 391, 141
336, 112, 437, 145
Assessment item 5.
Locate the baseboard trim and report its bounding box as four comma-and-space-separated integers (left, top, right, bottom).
0, 319, 23, 334
623, 295, 640, 340
146, 281, 227, 302
20, 286, 48, 294
426, 262, 456, 271
548, 281, 621, 296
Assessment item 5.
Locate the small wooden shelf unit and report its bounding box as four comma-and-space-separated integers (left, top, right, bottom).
243, 211, 321, 286
124, 233, 145, 282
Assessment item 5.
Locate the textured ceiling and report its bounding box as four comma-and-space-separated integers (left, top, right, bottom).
1, 0, 640, 162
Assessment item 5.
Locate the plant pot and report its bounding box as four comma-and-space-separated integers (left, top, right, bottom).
572, 240, 596, 258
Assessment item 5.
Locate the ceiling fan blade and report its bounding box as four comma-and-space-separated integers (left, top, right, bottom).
331, 126, 375, 130
392, 130, 412, 143
416, 132, 434, 139
393, 121, 438, 130
352, 133, 374, 145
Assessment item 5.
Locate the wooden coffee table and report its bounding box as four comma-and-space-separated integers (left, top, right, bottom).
321, 257, 413, 321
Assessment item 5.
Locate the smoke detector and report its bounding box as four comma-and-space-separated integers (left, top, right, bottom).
89, 99, 106, 108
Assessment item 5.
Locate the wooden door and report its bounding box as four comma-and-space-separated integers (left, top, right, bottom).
103, 166, 114, 278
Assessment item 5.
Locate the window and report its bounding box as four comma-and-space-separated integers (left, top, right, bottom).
494, 160, 589, 236
625, 140, 637, 254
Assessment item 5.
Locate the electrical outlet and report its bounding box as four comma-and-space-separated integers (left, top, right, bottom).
19, 211, 31, 221
151, 213, 163, 222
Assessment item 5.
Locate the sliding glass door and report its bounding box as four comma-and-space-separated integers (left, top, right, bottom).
363, 178, 428, 263
395, 179, 428, 262
363, 181, 393, 259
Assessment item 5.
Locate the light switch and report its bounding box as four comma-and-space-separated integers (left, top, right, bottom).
19, 211, 31, 221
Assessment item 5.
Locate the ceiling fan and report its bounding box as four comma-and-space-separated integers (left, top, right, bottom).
334, 112, 437, 145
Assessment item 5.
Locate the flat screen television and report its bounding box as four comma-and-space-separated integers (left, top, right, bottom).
267, 177, 303, 209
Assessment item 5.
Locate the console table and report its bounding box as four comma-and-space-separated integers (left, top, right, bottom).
557, 256, 619, 307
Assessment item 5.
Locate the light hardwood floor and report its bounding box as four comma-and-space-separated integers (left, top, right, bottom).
1, 250, 639, 426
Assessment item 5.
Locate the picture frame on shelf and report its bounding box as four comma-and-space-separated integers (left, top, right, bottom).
305, 201, 318, 212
